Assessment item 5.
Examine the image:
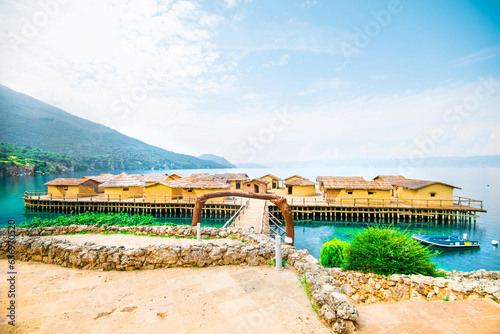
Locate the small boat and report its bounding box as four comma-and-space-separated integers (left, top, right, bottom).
412, 233, 480, 248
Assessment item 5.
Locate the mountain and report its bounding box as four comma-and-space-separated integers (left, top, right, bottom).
0, 85, 226, 170
198, 154, 235, 168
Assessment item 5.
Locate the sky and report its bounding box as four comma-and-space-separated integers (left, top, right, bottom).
0, 0, 499, 165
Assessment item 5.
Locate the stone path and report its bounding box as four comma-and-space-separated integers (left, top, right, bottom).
0, 260, 328, 334
356, 298, 500, 333
235, 199, 266, 231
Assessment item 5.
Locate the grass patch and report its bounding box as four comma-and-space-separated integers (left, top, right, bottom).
298, 273, 320, 316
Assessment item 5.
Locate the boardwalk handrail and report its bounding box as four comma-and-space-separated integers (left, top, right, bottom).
267, 211, 285, 242
223, 199, 250, 228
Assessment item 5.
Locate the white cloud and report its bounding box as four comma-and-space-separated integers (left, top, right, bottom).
454, 43, 500, 66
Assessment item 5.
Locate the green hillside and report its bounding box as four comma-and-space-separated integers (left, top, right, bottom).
0, 142, 87, 175
0, 85, 226, 170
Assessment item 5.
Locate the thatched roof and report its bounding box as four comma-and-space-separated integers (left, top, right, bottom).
243, 178, 270, 185
285, 178, 316, 186
261, 174, 281, 181
99, 173, 146, 188
214, 173, 249, 181
83, 174, 114, 183
133, 173, 169, 183
373, 175, 408, 185
284, 175, 306, 182
167, 173, 186, 179
317, 176, 365, 183
323, 180, 393, 191
175, 179, 232, 189
397, 180, 461, 190
44, 178, 96, 186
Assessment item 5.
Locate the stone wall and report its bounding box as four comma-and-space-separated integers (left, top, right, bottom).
2, 225, 499, 333
328, 268, 500, 304
0, 225, 358, 333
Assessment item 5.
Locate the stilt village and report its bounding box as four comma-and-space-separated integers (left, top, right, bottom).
24, 173, 485, 230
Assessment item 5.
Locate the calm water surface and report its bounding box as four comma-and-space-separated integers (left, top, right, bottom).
1, 167, 499, 271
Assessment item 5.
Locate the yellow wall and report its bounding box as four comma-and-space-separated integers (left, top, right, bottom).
325, 189, 391, 205
47, 183, 97, 197
144, 184, 182, 201
243, 181, 268, 194
104, 186, 143, 199
399, 184, 454, 206
288, 185, 316, 196
261, 176, 279, 189
227, 180, 244, 190
182, 188, 229, 197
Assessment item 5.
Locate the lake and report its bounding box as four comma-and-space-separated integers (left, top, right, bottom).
1, 167, 499, 271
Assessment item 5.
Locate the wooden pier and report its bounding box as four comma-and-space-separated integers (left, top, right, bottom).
24, 190, 485, 225
24, 191, 243, 218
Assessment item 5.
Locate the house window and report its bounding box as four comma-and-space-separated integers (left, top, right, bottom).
63, 188, 68, 191
187, 189, 193, 193
347, 191, 353, 195
430, 193, 436, 197
247, 184, 251, 187
368, 191, 374, 195
236, 182, 241, 190
123, 188, 129, 191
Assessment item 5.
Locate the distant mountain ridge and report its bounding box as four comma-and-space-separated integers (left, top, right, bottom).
0, 85, 226, 170
198, 154, 235, 168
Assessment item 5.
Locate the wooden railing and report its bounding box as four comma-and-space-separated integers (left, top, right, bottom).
24, 191, 243, 205
318, 196, 483, 209
223, 199, 250, 228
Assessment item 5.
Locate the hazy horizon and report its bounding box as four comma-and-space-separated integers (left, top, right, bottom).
1, 0, 499, 164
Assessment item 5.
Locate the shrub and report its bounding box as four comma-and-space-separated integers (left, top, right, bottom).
342, 226, 440, 277
320, 238, 349, 268
20, 212, 177, 228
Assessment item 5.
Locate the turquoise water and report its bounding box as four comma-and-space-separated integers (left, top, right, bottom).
1, 167, 499, 271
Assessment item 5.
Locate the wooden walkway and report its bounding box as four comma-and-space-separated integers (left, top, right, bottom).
234, 199, 267, 231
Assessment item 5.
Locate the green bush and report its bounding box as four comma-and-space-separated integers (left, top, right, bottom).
320, 238, 349, 268
342, 226, 441, 277
20, 212, 176, 228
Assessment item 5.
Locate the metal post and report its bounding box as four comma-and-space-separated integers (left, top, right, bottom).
197, 223, 201, 241
275, 235, 283, 271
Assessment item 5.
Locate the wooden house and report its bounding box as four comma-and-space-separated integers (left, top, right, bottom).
394, 180, 460, 206
284, 178, 316, 196
260, 174, 281, 189
83, 173, 114, 193
372, 175, 408, 197
44, 178, 100, 197
175, 178, 232, 197
167, 173, 186, 181
323, 179, 393, 205
99, 173, 146, 198
214, 173, 249, 190
242, 178, 269, 194
144, 181, 183, 201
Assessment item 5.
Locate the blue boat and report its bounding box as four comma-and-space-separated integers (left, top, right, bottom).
412, 234, 480, 248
